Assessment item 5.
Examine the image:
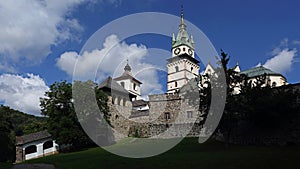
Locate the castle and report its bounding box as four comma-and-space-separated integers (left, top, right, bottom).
98, 10, 288, 140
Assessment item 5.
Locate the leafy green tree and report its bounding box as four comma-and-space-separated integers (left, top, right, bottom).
212, 50, 300, 146
0, 106, 15, 162
40, 80, 111, 151
213, 50, 245, 146
23, 120, 47, 135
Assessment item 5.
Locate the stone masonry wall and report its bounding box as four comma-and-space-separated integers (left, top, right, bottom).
107, 93, 203, 141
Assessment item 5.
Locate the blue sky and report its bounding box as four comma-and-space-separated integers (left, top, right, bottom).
0, 0, 300, 115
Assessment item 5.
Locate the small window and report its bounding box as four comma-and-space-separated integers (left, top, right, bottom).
175, 66, 179, 72
165, 112, 171, 120
133, 83, 137, 90
175, 81, 178, 87
183, 47, 186, 51
191, 67, 193, 72
120, 82, 125, 88
272, 82, 277, 87
187, 111, 193, 118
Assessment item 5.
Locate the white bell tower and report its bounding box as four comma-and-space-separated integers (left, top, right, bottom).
167, 8, 200, 93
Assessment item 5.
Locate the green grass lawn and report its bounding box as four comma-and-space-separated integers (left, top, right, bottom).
20, 137, 300, 169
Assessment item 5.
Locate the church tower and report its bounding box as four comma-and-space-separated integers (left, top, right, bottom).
114, 60, 142, 101
167, 8, 200, 93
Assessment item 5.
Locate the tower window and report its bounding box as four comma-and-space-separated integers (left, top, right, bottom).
272, 82, 277, 87
120, 82, 125, 88
164, 112, 171, 120
187, 111, 193, 118
183, 47, 186, 51
175, 66, 179, 72
175, 81, 178, 87
191, 67, 193, 72
133, 83, 137, 90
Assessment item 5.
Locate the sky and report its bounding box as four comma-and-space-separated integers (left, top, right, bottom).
0, 0, 300, 116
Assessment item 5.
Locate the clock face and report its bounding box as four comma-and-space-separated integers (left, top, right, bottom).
188, 49, 193, 56
174, 48, 181, 55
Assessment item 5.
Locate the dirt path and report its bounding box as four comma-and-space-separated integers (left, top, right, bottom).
11, 164, 55, 169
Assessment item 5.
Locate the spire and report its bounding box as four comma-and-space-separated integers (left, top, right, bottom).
172, 33, 176, 42
179, 5, 186, 31
190, 35, 194, 47
180, 5, 185, 26
124, 59, 131, 72
172, 6, 194, 49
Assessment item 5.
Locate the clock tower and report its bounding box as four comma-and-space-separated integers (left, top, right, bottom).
167, 9, 200, 93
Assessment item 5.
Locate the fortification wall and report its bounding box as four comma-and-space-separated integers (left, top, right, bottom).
108, 93, 203, 140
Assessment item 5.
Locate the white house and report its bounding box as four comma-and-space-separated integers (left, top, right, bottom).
15, 130, 59, 163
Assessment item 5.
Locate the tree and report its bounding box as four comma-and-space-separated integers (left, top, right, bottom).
23, 120, 47, 135
40, 81, 110, 151
213, 50, 245, 146
211, 50, 300, 146
0, 106, 15, 162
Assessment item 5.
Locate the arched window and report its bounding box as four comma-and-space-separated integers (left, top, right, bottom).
112, 96, 116, 104
175, 81, 178, 87
272, 82, 277, 87
43, 141, 53, 150
25, 145, 37, 155
183, 47, 186, 51
118, 97, 121, 105
164, 112, 171, 120
207, 69, 211, 74
191, 67, 193, 72
123, 98, 126, 106
175, 66, 179, 72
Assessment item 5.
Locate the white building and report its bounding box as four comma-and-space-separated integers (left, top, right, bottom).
114, 61, 142, 101
202, 61, 287, 94
15, 130, 59, 163
240, 65, 287, 87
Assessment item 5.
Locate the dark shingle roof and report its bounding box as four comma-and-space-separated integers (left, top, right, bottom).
98, 76, 129, 94
16, 130, 51, 145
132, 99, 148, 107
167, 53, 199, 64
114, 73, 142, 84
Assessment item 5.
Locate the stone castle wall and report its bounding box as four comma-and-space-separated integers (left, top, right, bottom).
107, 93, 203, 140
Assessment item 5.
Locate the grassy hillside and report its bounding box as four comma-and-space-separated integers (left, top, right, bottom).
23, 137, 300, 169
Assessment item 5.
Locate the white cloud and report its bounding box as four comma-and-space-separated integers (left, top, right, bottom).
0, 0, 85, 64
0, 73, 49, 116
56, 34, 163, 98
0, 0, 121, 71
263, 48, 297, 74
